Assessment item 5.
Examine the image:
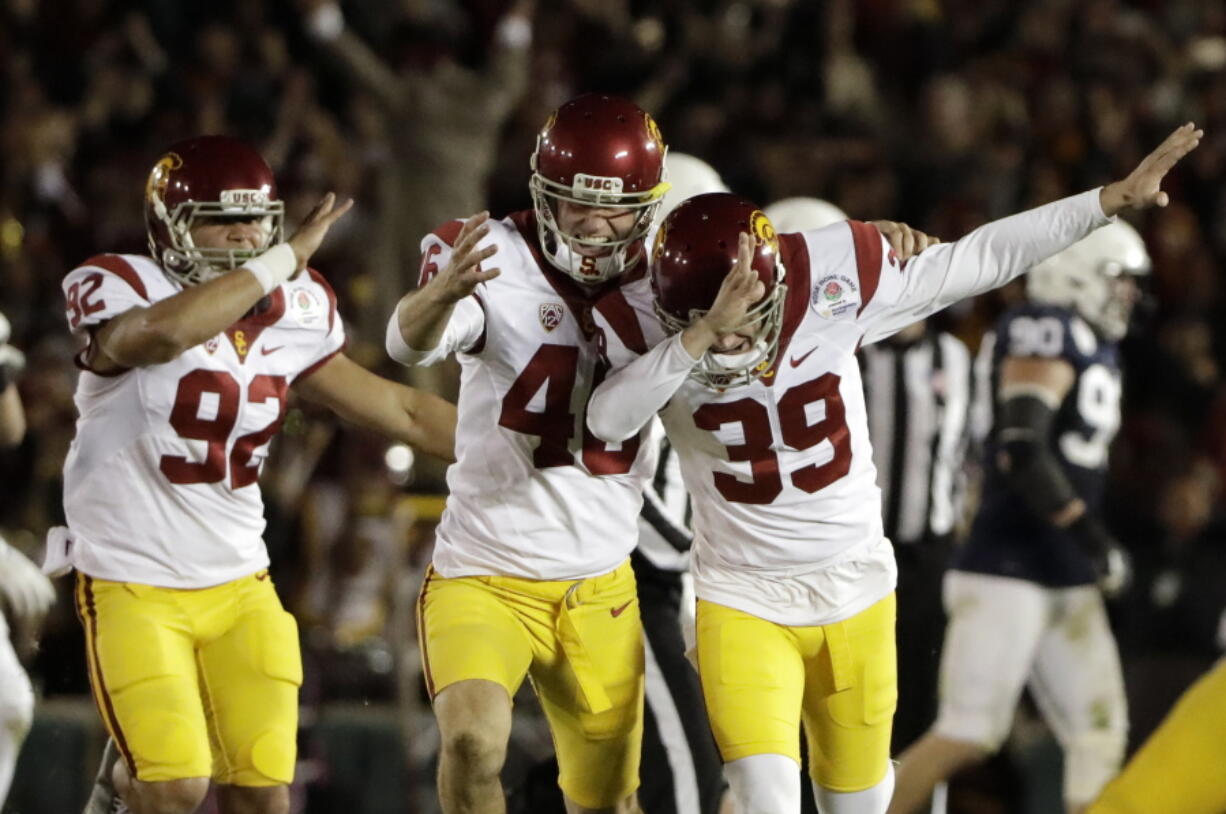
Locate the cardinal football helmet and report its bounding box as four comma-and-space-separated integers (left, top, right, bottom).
145, 135, 285, 286
530, 94, 670, 284
651, 193, 788, 388
1027, 220, 1150, 340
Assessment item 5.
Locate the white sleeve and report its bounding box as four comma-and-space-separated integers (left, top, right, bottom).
62, 256, 153, 334
859, 188, 1112, 344
385, 294, 485, 367
588, 333, 697, 442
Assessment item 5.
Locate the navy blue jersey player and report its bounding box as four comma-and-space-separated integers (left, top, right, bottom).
889, 221, 1150, 814
959, 302, 1123, 586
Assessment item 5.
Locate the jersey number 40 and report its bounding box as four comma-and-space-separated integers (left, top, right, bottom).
498, 344, 640, 474
695, 373, 852, 504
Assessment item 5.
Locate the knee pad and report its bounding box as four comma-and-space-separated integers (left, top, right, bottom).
1064, 728, 1127, 806
813, 762, 894, 814
725, 753, 801, 814
247, 727, 297, 785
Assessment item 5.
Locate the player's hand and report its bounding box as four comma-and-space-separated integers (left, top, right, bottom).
1100, 122, 1203, 216
0, 539, 56, 622
871, 220, 941, 261
680, 233, 766, 359
287, 192, 355, 272
700, 232, 766, 329
427, 212, 501, 303
1097, 542, 1132, 598
1068, 512, 1131, 598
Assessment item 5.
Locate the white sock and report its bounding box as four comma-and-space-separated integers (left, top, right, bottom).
812, 762, 895, 814
725, 753, 802, 814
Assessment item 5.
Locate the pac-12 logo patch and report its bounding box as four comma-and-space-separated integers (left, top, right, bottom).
539, 303, 564, 332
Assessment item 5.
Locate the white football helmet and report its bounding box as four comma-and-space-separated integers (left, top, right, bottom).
659, 153, 728, 216
1026, 220, 1151, 340
763, 197, 849, 233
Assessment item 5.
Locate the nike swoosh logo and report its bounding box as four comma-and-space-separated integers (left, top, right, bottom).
790, 345, 819, 367
261, 346, 284, 356
610, 600, 634, 618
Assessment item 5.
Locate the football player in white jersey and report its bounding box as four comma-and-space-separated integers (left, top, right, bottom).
385, 93, 675, 814
55, 135, 457, 814
0, 310, 57, 811
586, 124, 1202, 814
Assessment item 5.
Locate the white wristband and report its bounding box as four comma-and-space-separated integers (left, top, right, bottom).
244, 243, 298, 295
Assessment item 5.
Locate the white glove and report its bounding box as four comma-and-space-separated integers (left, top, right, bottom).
0, 343, 25, 376
0, 537, 57, 621
0, 309, 25, 389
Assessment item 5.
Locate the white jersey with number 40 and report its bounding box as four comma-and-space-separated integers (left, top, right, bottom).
390, 212, 663, 581
61, 253, 345, 588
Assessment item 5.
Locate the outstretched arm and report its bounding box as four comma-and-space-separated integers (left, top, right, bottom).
93, 194, 352, 371
293, 353, 458, 462
862, 124, 1203, 344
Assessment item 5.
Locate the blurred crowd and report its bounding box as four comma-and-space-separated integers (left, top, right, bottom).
1, 0, 1225, 809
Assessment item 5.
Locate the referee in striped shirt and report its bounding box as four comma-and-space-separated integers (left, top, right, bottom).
633, 432, 727, 814
859, 319, 973, 754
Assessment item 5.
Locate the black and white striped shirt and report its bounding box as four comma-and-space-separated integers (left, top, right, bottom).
859, 327, 973, 545
638, 429, 693, 572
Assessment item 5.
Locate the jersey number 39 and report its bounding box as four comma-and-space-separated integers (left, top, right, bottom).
694, 373, 852, 504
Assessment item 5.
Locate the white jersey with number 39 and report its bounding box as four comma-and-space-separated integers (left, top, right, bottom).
388, 212, 662, 581
61, 254, 345, 588
592, 191, 1112, 625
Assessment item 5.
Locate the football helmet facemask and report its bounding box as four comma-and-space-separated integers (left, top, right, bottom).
530, 94, 670, 284
651, 193, 788, 388
145, 135, 285, 286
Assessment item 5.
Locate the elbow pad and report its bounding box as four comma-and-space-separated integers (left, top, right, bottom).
996, 393, 1078, 519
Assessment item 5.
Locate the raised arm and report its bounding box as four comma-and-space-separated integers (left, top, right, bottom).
588, 234, 764, 442
386, 212, 498, 364
93, 194, 351, 371
861, 124, 1202, 344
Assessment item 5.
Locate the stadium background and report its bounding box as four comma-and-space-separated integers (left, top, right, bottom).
1, 0, 1224, 811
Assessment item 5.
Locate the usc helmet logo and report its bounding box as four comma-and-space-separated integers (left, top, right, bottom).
541, 110, 558, 137
652, 219, 670, 262
749, 210, 778, 251
146, 152, 183, 202
644, 113, 664, 153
